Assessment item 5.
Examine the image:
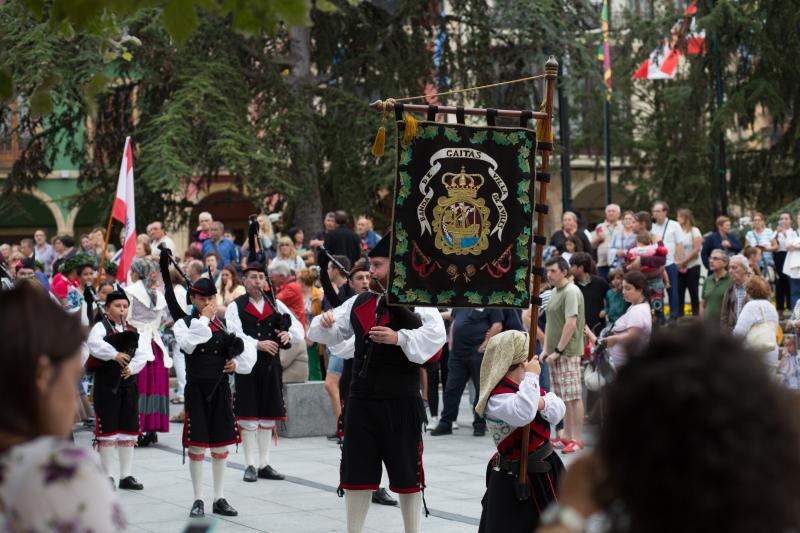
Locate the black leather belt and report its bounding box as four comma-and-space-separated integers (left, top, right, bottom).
494, 442, 554, 475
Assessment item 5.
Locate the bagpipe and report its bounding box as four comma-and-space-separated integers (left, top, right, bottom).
157, 244, 244, 360
247, 215, 291, 350
83, 285, 139, 395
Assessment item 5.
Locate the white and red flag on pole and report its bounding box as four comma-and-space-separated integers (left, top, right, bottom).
112, 137, 136, 283
632, 1, 705, 80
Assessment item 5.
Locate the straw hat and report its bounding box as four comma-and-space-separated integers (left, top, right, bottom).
475, 330, 530, 417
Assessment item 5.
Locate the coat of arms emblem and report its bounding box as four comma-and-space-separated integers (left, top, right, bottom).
433, 166, 491, 256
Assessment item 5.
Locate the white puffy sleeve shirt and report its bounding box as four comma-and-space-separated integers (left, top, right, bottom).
485, 372, 565, 427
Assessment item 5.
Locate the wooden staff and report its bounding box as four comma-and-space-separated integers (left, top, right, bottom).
516, 56, 559, 501
94, 207, 115, 288
369, 101, 549, 120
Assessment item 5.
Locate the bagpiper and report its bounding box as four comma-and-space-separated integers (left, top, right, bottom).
308, 234, 446, 533
226, 258, 304, 482
85, 288, 149, 490
160, 249, 256, 518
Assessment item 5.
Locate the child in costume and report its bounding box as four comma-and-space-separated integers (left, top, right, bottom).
475, 330, 566, 533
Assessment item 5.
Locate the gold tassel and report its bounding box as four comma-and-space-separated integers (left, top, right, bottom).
402, 113, 418, 145
371, 126, 386, 158
535, 102, 554, 144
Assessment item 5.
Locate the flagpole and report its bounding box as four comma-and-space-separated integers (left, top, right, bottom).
603, 98, 611, 205
517, 56, 558, 501
94, 208, 114, 288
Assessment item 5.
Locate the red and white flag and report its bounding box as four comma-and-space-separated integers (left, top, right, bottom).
111, 137, 136, 283
632, 43, 681, 80
632, 1, 704, 80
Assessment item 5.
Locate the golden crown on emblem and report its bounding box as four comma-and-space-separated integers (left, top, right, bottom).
441, 167, 484, 198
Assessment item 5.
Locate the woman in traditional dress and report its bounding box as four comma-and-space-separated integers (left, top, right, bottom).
126, 258, 171, 446
475, 330, 566, 533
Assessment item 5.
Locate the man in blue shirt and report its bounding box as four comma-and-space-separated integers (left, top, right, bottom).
430, 308, 504, 437
201, 222, 238, 267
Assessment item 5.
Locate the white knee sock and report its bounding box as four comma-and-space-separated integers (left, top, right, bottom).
257, 428, 272, 468
241, 429, 257, 468
188, 447, 205, 501
117, 444, 134, 479
345, 489, 372, 533
98, 442, 116, 476
398, 492, 422, 533
211, 447, 228, 501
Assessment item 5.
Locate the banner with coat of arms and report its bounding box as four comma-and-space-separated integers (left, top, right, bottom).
387, 120, 535, 308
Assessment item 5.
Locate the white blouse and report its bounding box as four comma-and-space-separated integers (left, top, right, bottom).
485, 372, 565, 428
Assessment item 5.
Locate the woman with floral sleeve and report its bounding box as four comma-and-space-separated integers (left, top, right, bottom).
0, 284, 127, 531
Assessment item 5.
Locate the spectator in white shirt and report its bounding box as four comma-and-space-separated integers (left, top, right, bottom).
774, 212, 797, 313
592, 204, 622, 280
147, 221, 177, 259
650, 200, 681, 321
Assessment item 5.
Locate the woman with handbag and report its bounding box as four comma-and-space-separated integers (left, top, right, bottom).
585, 271, 652, 370
733, 275, 779, 371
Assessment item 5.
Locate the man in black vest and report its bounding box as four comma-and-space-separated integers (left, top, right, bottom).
225, 260, 304, 482
170, 275, 256, 519
308, 235, 446, 533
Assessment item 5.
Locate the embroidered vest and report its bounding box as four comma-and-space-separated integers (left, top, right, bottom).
486, 377, 551, 460
182, 315, 229, 382
349, 292, 423, 399
233, 294, 283, 353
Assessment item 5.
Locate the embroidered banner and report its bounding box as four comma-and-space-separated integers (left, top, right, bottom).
388, 120, 535, 308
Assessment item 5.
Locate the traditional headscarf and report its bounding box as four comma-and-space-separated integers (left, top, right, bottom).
130, 258, 159, 306
475, 330, 531, 417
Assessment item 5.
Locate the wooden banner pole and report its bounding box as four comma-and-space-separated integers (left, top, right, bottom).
516, 56, 558, 500
94, 207, 114, 288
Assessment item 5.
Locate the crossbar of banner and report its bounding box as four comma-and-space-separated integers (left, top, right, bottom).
369, 100, 549, 120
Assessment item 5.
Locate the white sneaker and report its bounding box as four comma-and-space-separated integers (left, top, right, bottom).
452, 421, 460, 430
429, 416, 439, 426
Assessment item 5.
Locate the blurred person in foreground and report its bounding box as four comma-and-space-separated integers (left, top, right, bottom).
0, 285, 127, 530
536, 325, 800, 533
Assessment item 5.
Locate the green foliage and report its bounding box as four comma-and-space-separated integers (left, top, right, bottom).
610, 0, 800, 226
464, 290, 483, 305
436, 289, 456, 303
443, 127, 461, 143
488, 291, 515, 305
469, 130, 488, 144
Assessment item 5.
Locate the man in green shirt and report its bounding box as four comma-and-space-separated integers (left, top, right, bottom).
542, 257, 586, 454
701, 249, 732, 324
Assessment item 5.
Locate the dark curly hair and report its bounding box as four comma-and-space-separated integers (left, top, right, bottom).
596, 325, 800, 533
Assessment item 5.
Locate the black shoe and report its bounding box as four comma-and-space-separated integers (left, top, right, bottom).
137, 434, 150, 447
243, 465, 258, 482
148, 432, 158, 444
429, 422, 452, 436
326, 433, 340, 441
258, 465, 285, 480
473, 426, 486, 437
189, 500, 204, 518
212, 498, 238, 516
372, 488, 398, 506
119, 476, 144, 490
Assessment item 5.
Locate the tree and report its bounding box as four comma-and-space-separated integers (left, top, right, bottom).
609, 0, 800, 228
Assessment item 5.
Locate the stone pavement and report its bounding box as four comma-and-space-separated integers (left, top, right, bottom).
74, 393, 591, 533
